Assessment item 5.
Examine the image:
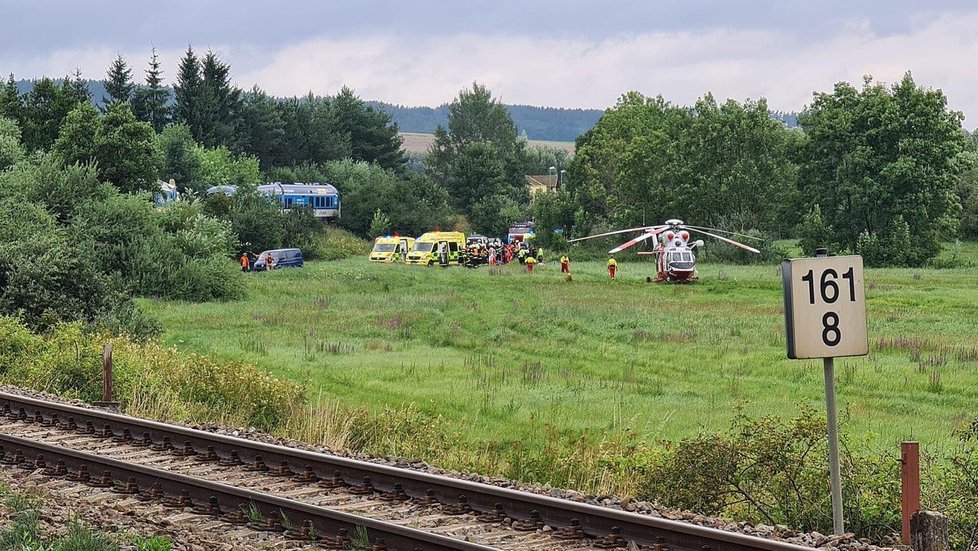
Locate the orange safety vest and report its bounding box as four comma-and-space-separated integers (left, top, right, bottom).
240, 255, 249, 267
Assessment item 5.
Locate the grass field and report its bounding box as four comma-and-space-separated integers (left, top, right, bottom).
399, 132, 576, 154
142, 247, 978, 459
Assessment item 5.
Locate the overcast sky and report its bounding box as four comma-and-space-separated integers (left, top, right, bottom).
3, 0, 978, 121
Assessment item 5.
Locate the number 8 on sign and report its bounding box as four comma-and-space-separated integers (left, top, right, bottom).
782, 256, 868, 359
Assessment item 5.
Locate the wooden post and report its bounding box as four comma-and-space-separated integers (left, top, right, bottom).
911, 511, 949, 551
94, 343, 119, 408
902, 441, 921, 545
102, 343, 113, 402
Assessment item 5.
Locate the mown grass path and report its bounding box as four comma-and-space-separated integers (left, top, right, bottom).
143, 258, 978, 451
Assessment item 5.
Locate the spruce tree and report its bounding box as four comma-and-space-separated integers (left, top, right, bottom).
0, 74, 21, 122
103, 54, 135, 106
174, 46, 202, 136
332, 87, 405, 171
133, 47, 171, 132
198, 50, 241, 148
70, 68, 91, 104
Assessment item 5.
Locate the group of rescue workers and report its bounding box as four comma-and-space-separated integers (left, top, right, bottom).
463, 241, 620, 280
238, 251, 275, 272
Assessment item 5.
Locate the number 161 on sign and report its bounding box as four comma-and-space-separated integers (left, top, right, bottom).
782, 256, 868, 359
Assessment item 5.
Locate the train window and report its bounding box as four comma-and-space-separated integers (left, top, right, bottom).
283, 197, 294, 208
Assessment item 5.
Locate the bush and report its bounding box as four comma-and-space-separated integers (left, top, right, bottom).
0, 316, 303, 431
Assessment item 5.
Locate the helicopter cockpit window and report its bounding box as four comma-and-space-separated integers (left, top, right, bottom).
682, 252, 692, 261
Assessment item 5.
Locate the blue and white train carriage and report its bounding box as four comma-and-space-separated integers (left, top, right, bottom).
206, 183, 341, 221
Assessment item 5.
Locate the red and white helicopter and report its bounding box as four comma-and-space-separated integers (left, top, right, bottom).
569, 219, 762, 282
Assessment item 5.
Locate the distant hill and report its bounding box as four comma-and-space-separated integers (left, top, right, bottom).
11, 79, 799, 142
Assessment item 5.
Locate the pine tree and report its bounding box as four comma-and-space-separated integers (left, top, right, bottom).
133, 47, 171, 132
197, 50, 241, 148
332, 87, 405, 171
0, 74, 22, 122
103, 54, 135, 106
70, 68, 91, 104
174, 46, 202, 135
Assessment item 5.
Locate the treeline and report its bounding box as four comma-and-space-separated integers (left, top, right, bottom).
530, 74, 978, 267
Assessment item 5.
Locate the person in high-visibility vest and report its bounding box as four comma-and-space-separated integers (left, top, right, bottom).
607, 256, 618, 280
240, 253, 250, 273
525, 255, 537, 273
560, 255, 570, 273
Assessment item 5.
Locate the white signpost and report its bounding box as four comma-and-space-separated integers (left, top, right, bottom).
782, 250, 868, 535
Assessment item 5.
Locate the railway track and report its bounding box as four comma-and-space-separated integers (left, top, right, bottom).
0, 391, 816, 551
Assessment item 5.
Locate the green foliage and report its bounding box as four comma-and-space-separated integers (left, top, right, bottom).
0, 115, 25, 170
332, 86, 406, 171
426, 82, 531, 227
316, 159, 453, 237
368, 208, 391, 238
798, 73, 964, 266
103, 53, 134, 106
95, 102, 162, 193
567, 92, 799, 238
193, 144, 260, 190
133, 536, 172, 551
21, 77, 80, 152
857, 215, 914, 267
156, 123, 202, 192
52, 102, 99, 165
644, 408, 899, 537
796, 204, 829, 256
132, 48, 171, 133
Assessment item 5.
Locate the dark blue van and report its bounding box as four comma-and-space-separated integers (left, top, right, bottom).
254, 248, 304, 271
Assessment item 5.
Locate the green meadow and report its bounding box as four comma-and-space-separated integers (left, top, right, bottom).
142, 246, 978, 454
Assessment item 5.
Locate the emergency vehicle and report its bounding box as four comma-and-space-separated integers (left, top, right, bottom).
369, 235, 415, 263
405, 231, 466, 266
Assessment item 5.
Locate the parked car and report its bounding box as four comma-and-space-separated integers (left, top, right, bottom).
253, 248, 304, 271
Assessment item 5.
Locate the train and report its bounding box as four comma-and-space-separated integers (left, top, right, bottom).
205, 183, 341, 221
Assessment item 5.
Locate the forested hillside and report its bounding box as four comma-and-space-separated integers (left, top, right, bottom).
13, 79, 798, 141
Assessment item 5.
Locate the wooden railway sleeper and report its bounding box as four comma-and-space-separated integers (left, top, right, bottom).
192, 495, 223, 516
19, 454, 43, 471
379, 482, 409, 502
248, 509, 285, 532
291, 464, 319, 483
442, 494, 472, 515
111, 476, 140, 494
593, 525, 629, 548
244, 455, 269, 472
475, 502, 507, 523
43, 459, 68, 477
172, 440, 197, 457
348, 476, 375, 495
136, 481, 164, 501
131, 432, 152, 448
218, 450, 243, 466
318, 527, 353, 549
162, 488, 193, 508
267, 460, 295, 477
552, 517, 586, 540
284, 519, 319, 541
88, 470, 114, 488
319, 470, 346, 489
196, 446, 220, 462
512, 509, 544, 531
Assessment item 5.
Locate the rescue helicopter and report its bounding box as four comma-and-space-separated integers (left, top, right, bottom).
569, 219, 762, 282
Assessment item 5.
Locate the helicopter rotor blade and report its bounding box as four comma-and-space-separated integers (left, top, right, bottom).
689, 228, 762, 253
567, 225, 665, 243
683, 225, 765, 242
608, 227, 668, 254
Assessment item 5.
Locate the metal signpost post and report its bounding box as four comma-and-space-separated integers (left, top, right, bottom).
782, 248, 868, 536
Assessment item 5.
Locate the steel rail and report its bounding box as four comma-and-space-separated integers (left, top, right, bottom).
0, 391, 815, 551
0, 432, 496, 551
